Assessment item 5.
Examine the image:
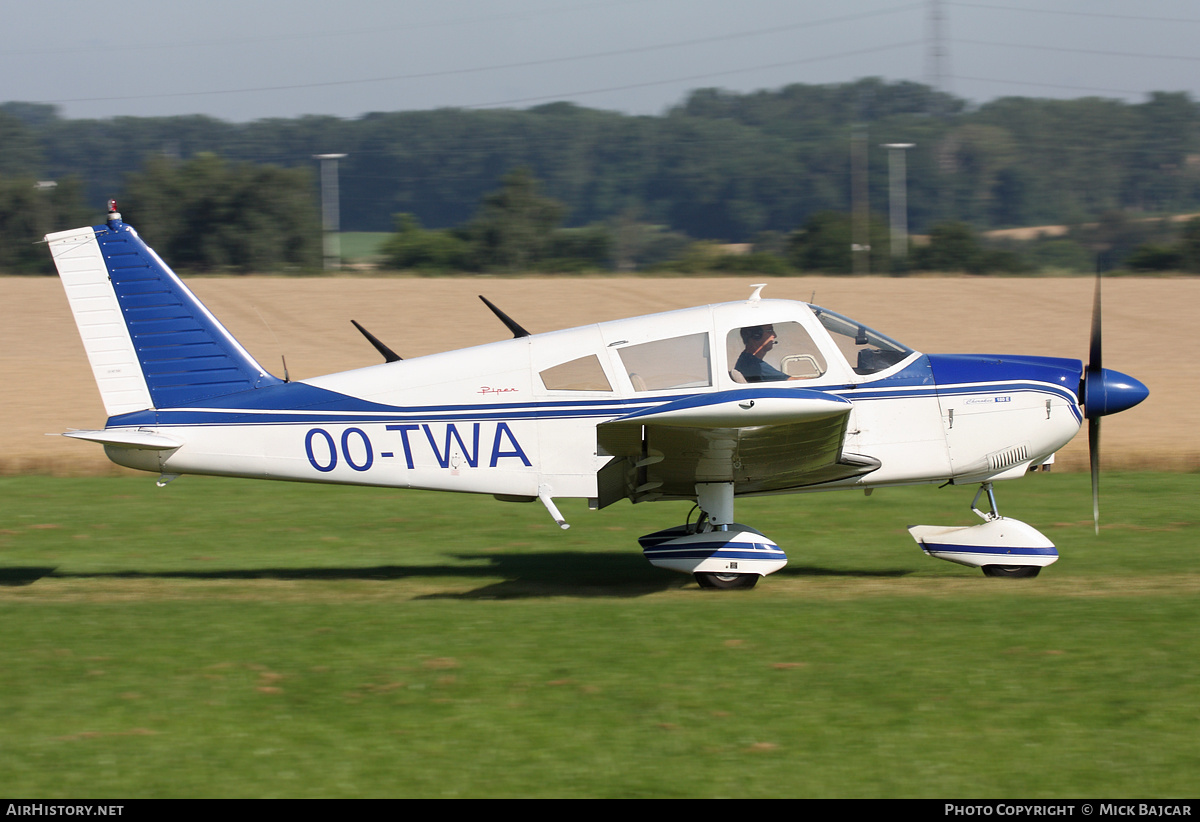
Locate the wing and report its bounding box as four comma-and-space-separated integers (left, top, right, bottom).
595, 387, 880, 507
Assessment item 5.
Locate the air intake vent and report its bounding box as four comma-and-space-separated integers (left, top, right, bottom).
988, 444, 1029, 471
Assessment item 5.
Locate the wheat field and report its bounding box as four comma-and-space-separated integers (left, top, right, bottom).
1, 274, 1190, 474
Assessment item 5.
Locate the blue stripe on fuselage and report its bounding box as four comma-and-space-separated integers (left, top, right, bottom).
104, 353, 1085, 429
823, 354, 1083, 421
107, 381, 663, 428
926, 354, 1084, 422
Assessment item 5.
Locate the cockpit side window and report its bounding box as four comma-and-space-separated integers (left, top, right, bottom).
727, 321, 826, 383
811, 306, 913, 376
617, 333, 712, 392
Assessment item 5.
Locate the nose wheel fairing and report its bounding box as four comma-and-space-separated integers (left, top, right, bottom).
908, 482, 1058, 574
908, 519, 1059, 570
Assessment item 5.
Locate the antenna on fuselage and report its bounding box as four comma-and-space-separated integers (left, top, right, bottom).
351, 320, 402, 363
748, 283, 767, 302
479, 295, 531, 338
252, 304, 292, 381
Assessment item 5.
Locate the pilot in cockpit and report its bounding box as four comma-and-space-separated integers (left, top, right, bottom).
735, 325, 789, 382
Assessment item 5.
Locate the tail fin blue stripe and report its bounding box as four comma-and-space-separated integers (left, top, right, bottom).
95, 220, 282, 409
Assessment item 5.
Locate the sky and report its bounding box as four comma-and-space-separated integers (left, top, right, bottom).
4, 0, 1200, 122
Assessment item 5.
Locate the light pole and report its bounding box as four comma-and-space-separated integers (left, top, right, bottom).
314, 153, 347, 270
851, 123, 870, 275
882, 143, 914, 271
34, 180, 57, 241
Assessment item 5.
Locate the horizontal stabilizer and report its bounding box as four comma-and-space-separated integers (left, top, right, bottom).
62, 429, 182, 450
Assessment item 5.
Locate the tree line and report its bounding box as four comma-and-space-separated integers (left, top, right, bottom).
381, 169, 1200, 275
2, 78, 1200, 273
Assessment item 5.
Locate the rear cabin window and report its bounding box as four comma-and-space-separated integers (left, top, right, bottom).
617, 333, 712, 392
539, 355, 612, 391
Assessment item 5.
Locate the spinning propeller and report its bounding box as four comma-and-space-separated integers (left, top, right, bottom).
1079, 272, 1149, 534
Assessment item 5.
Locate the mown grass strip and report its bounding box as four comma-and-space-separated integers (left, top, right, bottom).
0, 473, 1196, 797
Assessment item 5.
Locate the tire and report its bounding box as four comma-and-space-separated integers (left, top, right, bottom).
981, 565, 1041, 579
695, 572, 759, 590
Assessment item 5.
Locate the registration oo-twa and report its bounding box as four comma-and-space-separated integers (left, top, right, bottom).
45, 205, 1148, 590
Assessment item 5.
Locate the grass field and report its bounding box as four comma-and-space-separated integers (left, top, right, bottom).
1, 472, 1196, 798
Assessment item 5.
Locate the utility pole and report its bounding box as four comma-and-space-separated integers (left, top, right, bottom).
926, 1, 953, 223
883, 143, 914, 272
34, 180, 57, 242
851, 123, 870, 275
314, 153, 347, 271
926, 0, 950, 117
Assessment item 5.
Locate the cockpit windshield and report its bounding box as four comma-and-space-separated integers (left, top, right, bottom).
810, 306, 913, 376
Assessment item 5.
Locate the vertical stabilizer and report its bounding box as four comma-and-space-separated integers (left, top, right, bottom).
46, 213, 281, 417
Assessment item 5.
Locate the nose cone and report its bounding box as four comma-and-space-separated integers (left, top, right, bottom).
1084, 368, 1149, 418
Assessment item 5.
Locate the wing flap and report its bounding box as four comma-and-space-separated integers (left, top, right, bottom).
596, 388, 877, 506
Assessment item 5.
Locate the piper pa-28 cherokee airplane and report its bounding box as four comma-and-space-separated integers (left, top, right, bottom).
46, 206, 1148, 589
